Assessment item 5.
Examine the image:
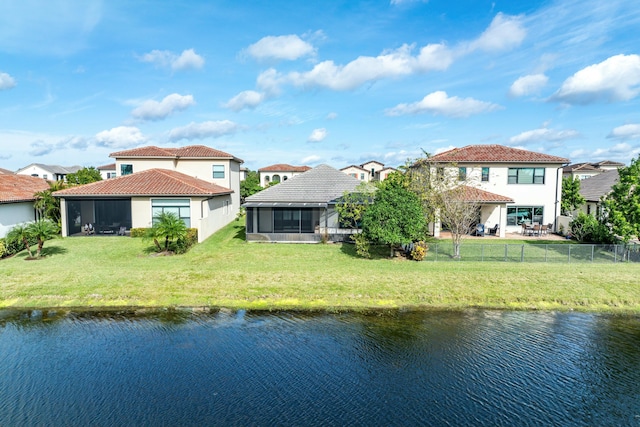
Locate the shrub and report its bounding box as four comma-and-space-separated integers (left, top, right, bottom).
410, 241, 429, 261
351, 232, 370, 258
173, 228, 198, 254
0, 239, 5, 258
569, 212, 615, 243
129, 228, 147, 238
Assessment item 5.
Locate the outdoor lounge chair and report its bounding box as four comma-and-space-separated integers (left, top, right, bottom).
487, 224, 499, 235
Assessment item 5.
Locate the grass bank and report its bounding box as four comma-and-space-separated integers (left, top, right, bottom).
1, 222, 639, 313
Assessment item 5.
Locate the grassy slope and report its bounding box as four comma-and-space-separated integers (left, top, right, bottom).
1, 221, 638, 312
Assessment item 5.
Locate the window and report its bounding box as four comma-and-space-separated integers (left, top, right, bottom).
212, 165, 225, 179
121, 164, 133, 176
506, 206, 544, 226
360, 173, 365, 180
508, 168, 545, 184
265, 176, 270, 183
458, 167, 467, 181
152, 199, 191, 227
272, 175, 281, 183
481, 167, 489, 182
43, 174, 48, 180
283, 176, 288, 181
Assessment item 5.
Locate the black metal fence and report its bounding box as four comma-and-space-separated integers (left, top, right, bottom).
424, 243, 640, 263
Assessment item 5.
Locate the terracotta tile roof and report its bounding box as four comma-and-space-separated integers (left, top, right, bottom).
53, 169, 233, 197
429, 144, 569, 164
258, 163, 311, 172
0, 167, 15, 174
97, 163, 116, 170
0, 174, 50, 203
450, 185, 514, 203
361, 160, 384, 166
563, 162, 601, 173
110, 145, 243, 163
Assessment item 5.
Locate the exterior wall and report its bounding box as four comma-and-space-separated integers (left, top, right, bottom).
198, 194, 235, 243
361, 161, 384, 175
99, 169, 116, 180
563, 171, 600, 180
455, 163, 563, 233
16, 165, 53, 180
259, 170, 304, 187
340, 166, 369, 181
0, 202, 38, 238
132, 195, 234, 243
114, 157, 241, 219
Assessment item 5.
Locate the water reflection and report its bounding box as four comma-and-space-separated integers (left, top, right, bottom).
0, 309, 638, 426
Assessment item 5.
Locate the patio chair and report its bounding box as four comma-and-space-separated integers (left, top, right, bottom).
540, 224, 548, 236
487, 224, 499, 236
532, 224, 541, 236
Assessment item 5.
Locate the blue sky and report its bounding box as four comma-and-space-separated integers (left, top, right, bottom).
1, 0, 640, 172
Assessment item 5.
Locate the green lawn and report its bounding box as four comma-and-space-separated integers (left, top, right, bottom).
1, 221, 639, 313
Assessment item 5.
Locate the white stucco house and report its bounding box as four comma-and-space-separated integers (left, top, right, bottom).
53, 145, 244, 243
258, 164, 311, 187
341, 161, 396, 182
0, 174, 50, 238
424, 144, 569, 237
16, 163, 83, 182
97, 163, 117, 179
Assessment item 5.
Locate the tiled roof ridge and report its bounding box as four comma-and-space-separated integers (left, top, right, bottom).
429, 144, 569, 163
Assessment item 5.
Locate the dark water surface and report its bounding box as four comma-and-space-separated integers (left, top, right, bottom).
0, 308, 638, 426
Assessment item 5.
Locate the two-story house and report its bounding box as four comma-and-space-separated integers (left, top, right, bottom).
258, 164, 311, 187
426, 145, 569, 237
341, 161, 396, 182
54, 145, 243, 242
562, 160, 624, 180
16, 163, 83, 182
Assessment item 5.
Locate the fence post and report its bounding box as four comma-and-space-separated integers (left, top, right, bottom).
591, 245, 594, 263
435, 243, 438, 261
568, 244, 571, 263
504, 244, 508, 262
521, 245, 524, 262
545, 244, 548, 262
481, 244, 484, 262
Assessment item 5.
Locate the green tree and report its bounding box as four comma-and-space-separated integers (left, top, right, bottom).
26, 219, 59, 258
561, 176, 585, 215
240, 170, 263, 203
361, 172, 426, 257
407, 152, 481, 258
34, 180, 66, 226
602, 157, 640, 242
6, 223, 35, 258
66, 167, 103, 185
150, 211, 188, 252
335, 182, 375, 229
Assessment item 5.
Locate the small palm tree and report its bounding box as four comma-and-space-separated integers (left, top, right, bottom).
26, 219, 59, 258
6, 223, 34, 258
151, 212, 188, 252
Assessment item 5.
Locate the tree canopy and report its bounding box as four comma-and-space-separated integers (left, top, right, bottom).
66, 167, 102, 185
602, 157, 640, 242
561, 176, 585, 215
361, 172, 426, 255
240, 170, 263, 203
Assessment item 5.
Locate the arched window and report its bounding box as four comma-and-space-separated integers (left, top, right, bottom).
273, 174, 281, 183
283, 176, 288, 181
265, 175, 270, 184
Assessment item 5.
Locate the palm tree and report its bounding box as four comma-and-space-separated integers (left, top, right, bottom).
150, 212, 188, 252
6, 223, 34, 258
26, 219, 59, 258
34, 181, 66, 226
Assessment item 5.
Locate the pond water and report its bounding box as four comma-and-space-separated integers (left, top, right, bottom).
0, 309, 638, 426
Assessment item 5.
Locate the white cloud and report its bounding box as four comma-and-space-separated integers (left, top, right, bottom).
95, 126, 146, 149
246, 35, 315, 61
608, 124, 640, 140
592, 143, 640, 162
29, 140, 54, 156
301, 154, 322, 164
385, 91, 502, 118
509, 74, 549, 97
551, 54, 640, 104
131, 93, 195, 121
140, 48, 205, 71
464, 13, 526, 53
308, 128, 328, 143
168, 120, 239, 141
286, 43, 453, 91
0, 72, 16, 90
508, 127, 580, 145
223, 90, 265, 111
326, 112, 338, 120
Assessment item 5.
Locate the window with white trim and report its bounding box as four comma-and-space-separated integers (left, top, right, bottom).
508, 168, 545, 184
212, 165, 225, 179
152, 199, 191, 227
